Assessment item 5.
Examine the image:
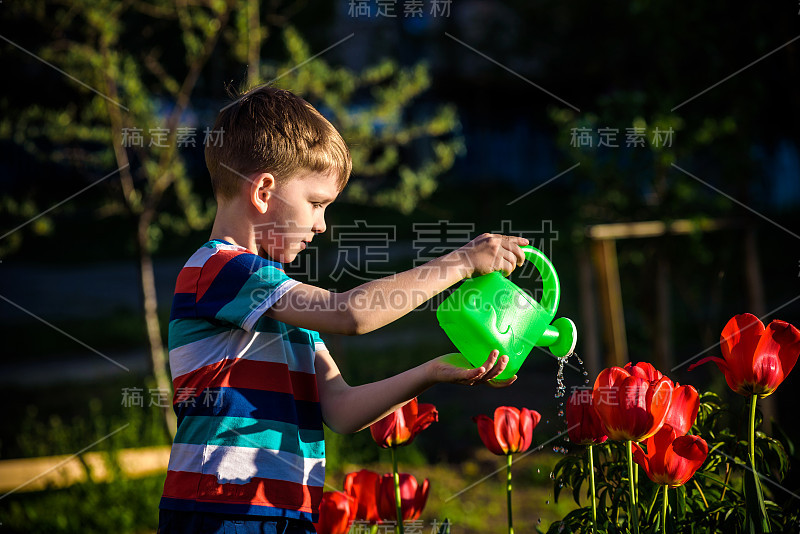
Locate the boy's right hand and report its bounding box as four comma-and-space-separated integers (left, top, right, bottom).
452, 233, 529, 279
429, 349, 517, 388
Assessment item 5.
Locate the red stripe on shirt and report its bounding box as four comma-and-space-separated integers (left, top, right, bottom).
162, 470, 321, 513
172, 358, 319, 403
174, 267, 201, 295
196, 249, 247, 301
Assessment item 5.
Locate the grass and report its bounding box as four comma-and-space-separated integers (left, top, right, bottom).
0, 451, 576, 534
0, 470, 165, 534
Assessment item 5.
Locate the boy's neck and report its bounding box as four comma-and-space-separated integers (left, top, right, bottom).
209, 199, 258, 253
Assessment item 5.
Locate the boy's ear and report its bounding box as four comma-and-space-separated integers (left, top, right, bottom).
250, 172, 275, 214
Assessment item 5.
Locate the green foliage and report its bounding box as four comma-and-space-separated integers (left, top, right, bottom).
270, 26, 464, 214
0, 396, 168, 533
1, 473, 165, 534
546, 392, 799, 533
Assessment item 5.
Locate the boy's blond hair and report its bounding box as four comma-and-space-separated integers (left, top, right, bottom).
205, 86, 352, 200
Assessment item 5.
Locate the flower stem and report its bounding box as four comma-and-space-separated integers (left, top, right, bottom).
506, 454, 514, 534
749, 395, 757, 469
749, 395, 756, 470
627, 441, 640, 534
661, 485, 668, 534
392, 447, 404, 534
692, 479, 709, 509
588, 445, 597, 534
748, 394, 770, 533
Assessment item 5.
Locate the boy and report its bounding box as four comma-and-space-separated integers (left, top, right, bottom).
157, 86, 529, 534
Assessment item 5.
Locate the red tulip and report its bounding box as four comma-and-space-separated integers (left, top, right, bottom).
632, 424, 708, 488
663, 384, 699, 436
623, 362, 699, 435
566, 388, 608, 445
370, 397, 438, 448
377, 473, 429, 521
316, 491, 356, 534
624, 361, 667, 384
343, 469, 380, 523
689, 313, 800, 398
592, 364, 673, 442
473, 406, 541, 455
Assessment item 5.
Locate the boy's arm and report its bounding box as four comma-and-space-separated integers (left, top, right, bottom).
265, 233, 528, 335
314, 346, 514, 434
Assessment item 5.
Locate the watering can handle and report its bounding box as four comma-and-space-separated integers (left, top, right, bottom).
520, 245, 560, 318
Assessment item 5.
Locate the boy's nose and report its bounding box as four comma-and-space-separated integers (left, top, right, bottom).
312, 217, 326, 234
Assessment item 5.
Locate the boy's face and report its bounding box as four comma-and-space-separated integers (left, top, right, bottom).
256, 169, 340, 264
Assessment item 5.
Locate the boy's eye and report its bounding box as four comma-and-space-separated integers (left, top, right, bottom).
312, 202, 323, 209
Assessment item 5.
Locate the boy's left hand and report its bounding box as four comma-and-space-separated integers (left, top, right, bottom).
429, 350, 517, 388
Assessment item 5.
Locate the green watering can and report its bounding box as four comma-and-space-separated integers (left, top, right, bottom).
436, 245, 577, 381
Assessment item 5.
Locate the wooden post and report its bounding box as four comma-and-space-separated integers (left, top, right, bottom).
744, 226, 775, 431
654, 256, 672, 371
578, 247, 601, 380
590, 239, 628, 368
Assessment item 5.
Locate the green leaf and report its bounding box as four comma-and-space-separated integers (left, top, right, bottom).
743, 464, 771, 534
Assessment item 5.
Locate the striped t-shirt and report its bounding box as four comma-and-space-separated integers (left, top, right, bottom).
159, 239, 326, 522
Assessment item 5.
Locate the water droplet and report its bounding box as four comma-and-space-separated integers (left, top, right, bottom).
545, 419, 550, 424
549, 471, 555, 480
546, 500, 550, 505
536, 468, 540, 473
537, 518, 542, 524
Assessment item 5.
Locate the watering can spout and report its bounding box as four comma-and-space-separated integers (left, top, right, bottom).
535, 317, 578, 358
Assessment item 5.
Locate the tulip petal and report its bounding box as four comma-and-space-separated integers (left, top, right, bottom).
641, 377, 673, 440
318, 491, 354, 534
749, 320, 800, 397
750, 326, 785, 395
770, 320, 800, 381
616, 375, 651, 441
721, 314, 764, 387
631, 441, 649, 472
343, 469, 380, 522
649, 425, 678, 480
567, 389, 608, 445
494, 406, 521, 454
688, 355, 747, 395
377, 475, 396, 521
625, 362, 665, 383
687, 355, 728, 373
394, 402, 412, 444
518, 409, 538, 453
592, 367, 633, 439
370, 412, 398, 449
664, 385, 699, 436
665, 434, 708, 487
473, 414, 504, 455
672, 434, 709, 462
378, 473, 421, 521
411, 478, 430, 520
411, 403, 439, 441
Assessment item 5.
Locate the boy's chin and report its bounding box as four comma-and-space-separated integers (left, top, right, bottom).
275, 250, 299, 264
259, 247, 296, 264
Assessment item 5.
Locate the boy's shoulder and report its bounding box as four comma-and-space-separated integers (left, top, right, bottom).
171, 239, 298, 331
183, 239, 286, 276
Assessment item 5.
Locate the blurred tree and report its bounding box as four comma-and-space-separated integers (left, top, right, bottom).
0, 1, 462, 436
